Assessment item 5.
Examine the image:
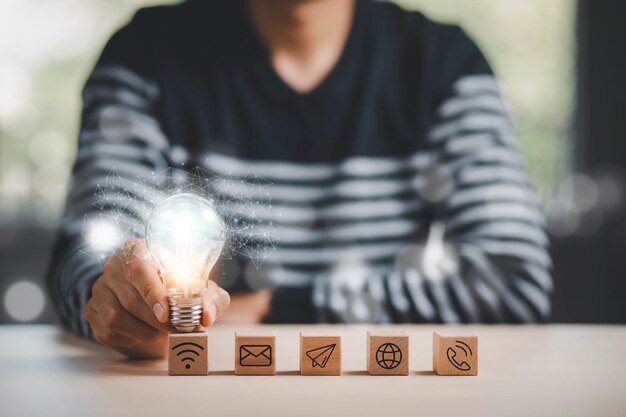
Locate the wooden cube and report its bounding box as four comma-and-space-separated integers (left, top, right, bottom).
235, 331, 276, 375
366, 331, 409, 376
168, 332, 208, 376
300, 332, 341, 376
433, 332, 478, 376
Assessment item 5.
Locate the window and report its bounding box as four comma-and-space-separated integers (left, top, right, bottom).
397, 0, 576, 202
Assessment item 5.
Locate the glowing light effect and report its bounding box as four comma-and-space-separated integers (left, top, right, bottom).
86, 219, 121, 252
145, 193, 227, 333
146, 193, 225, 297
80, 167, 279, 270
421, 222, 458, 282
394, 222, 459, 283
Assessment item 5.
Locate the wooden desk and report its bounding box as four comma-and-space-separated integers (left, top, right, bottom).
0, 325, 624, 417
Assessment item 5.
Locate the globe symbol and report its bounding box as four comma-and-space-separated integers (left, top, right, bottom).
375, 343, 402, 369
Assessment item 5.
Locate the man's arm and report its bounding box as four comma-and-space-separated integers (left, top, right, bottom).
45, 12, 230, 356
419, 27, 552, 322
312, 27, 551, 324
46, 13, 166, 337
416, 73, 551, 323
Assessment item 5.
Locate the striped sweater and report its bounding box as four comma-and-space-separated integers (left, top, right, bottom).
46, 0, 551, 337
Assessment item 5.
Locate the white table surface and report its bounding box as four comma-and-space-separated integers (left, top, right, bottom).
0, 324, 625, 417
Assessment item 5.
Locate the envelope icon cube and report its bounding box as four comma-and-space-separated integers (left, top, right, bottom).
235, 331, 276, 375
240, 345, 272, 367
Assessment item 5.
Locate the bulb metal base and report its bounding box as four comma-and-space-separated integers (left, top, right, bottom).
169, 295, 202, 333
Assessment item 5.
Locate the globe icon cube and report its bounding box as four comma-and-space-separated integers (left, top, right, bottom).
367, 331, 409, 375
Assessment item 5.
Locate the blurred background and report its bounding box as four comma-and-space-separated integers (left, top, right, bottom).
0, 0, 624, 325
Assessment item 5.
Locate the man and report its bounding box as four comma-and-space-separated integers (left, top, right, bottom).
47, 0, 552, 358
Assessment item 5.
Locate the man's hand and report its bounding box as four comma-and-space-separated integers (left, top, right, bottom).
84, 238, 230, 358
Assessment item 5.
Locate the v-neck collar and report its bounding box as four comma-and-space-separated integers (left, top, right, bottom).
240, 0, 368, 102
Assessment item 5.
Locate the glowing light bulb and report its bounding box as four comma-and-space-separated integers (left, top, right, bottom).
146, 193, 226, 333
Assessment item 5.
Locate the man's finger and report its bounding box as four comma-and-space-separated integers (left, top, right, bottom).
124, 238, 150, 264
201, 282, 230, 327
124, 240, 169, 323
85, 306, 139, 349
94, 286, 165, 340
106, 277, 169, 332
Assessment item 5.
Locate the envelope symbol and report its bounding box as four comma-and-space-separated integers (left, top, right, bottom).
239, 345, 272, 367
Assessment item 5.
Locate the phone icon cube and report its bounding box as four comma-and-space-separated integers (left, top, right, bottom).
433, 332, 478, 376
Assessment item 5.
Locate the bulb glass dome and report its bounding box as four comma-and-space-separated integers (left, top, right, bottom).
146, 193, 226, 299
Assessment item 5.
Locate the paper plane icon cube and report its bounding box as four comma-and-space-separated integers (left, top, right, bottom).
307, 344, 336, 368
300, 332, 341, 376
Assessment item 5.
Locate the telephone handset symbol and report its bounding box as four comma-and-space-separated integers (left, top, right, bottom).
446, 340, 473, 371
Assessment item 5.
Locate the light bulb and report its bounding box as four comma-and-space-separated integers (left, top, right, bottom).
146, 193, 226, 333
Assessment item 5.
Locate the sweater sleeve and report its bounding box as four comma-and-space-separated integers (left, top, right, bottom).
45, 11, 172, 338
309, 26, 552, 324
423, 28, 552, 322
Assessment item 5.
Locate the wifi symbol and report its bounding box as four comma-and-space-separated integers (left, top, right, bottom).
172, 342, 205, 370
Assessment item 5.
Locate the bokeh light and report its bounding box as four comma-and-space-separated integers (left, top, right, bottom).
85, 219, 122, 253
4, 280, 45, 322
415, 161, 455, 203
395, 223, 459, 283
28, 130, 71, 166
0, 63, 31, 122
545, 170, 626, 238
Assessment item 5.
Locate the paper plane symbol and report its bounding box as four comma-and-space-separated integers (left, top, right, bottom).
306, 344, 336, 368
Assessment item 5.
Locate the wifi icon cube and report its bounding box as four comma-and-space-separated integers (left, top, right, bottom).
300, 332, 341, 376
168, 332, 209, 376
